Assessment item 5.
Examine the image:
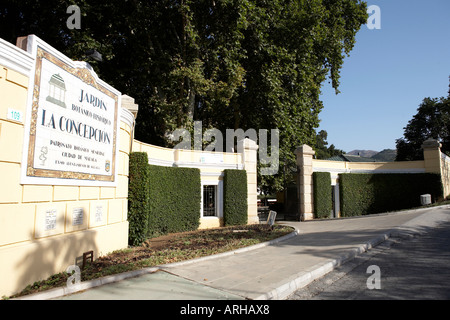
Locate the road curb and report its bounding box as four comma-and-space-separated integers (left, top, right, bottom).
12, 227, 299, 300
14, 205, 449, 300
254, 206, 450, 300
253, 232, 390, 300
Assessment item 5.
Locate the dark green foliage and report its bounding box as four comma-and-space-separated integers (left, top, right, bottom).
128, 152, 150, 246
396, 96, 450, 161
313, 172, 332, 219
0, 0, 369, 195
147, 165, 201, 237
314, 130, 345, 160
223, 169, 248, 226
128, 153, 202, 241
339, 173, 443, 217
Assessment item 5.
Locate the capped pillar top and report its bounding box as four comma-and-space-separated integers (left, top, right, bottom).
295, 144, 315, 156
421, 138, 441, 149
121, 94, 139, 119
238, 138, 258, 151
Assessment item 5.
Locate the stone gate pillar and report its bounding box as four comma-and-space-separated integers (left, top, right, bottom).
295, 145, 315, 221
239, 138, 259, 224
422, 138, 442, 174
422, 138, 447, 198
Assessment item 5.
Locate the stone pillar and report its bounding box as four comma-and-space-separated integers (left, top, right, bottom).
422, 138, 446, 200
238, 138, 259, 224
120, 95, 138, 154
295, 145, 315, 221
121, 94, 139, 119
422, 138, 442, 174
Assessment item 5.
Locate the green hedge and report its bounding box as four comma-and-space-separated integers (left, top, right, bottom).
223, 169, 248, 226
339, 173, 443, 217
128, 152, 150, 246
128, 153, 249, 242
147, 165, 201, 237
313, 172, 332, 219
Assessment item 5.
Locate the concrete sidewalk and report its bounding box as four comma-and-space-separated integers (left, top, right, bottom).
17, 205, 450, 300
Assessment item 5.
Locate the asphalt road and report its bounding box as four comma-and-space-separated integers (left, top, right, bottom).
288, 219, 450, 300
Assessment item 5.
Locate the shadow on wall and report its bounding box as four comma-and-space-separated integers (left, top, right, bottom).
14, 220, 99, 295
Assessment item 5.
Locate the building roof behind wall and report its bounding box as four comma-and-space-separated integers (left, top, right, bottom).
326, 154, 379, 162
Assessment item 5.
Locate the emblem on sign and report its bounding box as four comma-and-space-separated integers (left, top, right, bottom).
22, 40, 120, 186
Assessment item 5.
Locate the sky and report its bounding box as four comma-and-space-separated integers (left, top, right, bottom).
318, 0, 450, 153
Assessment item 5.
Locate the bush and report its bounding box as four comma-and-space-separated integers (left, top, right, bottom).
313, 172, 332, 219
339, 173, 443, 217
128, 152, 150, 246
147, 165, 201, 237
223, 169, 248, 226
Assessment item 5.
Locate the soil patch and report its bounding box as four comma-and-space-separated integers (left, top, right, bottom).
8, 224, 294, 299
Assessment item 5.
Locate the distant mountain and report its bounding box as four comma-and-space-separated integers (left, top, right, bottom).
347, 150, 378, 158
347, 149, 397, 162
371, 149, 397, 162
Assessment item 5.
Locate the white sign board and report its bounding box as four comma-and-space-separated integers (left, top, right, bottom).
72, 208, 84, 226
44, 209, 57, 231
21, 36, 120, 186
95, 205, 103, 223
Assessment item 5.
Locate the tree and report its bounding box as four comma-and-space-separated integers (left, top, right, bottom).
314, 130, 345, 160
0, 0, 368, 193
396, 95, 450, 161
224, 0, 368, 194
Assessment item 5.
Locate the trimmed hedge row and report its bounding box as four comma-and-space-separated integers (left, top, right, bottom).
339, 173, 443, 217
128, 152, 150, 246
128, 152, 202, 243
128, 152, 250, 244
223, 169, 248, 226
313, 172, 332, 219
147, 164, 201, 237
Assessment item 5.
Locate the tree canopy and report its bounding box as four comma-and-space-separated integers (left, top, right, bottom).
314, 130, 345, 160
1, 0, 368, 193
396, 95, 450, 161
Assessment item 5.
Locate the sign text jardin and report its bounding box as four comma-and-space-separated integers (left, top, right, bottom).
24, 45, 119, 185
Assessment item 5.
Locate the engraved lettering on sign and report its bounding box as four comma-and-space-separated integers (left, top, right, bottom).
24, 46, 119, 185
45, 209, 57, 231
95, 205, 103, 223
72, 207, 84, 226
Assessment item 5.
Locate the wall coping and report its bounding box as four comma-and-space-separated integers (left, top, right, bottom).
0, 37, 34, 76
120, 107, 135, 129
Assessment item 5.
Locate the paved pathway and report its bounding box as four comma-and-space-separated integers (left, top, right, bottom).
163, 207, 448, 300
15, 205, 450, 300
289, 218, 450, 300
